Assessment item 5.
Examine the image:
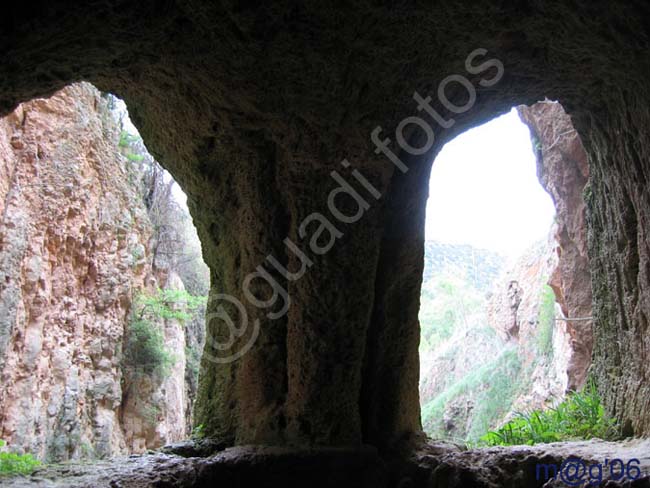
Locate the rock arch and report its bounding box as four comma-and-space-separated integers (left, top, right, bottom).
1, 2, 649, 449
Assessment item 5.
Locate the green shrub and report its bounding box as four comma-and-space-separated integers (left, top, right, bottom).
123, 318, 176, 379
464, 350, 526, 442
537, 285, 555, 356
138, 288, 206, 323
191, 424, 205, 440
118, 131, 145, 163
478, 380, 619, 446
0, 440, 41, 476
123, 289, 206, 380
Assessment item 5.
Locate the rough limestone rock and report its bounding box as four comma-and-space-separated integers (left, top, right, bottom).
486, 236, 572, 413
4, 439, 650, 487
518, 101, 593, 391
0, 83, 190, 460
0, 0, 649, 454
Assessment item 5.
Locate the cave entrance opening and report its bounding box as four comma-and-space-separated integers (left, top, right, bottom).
0, 84, 209, 463
419, 102, 594, 447
105, 93, 211, 451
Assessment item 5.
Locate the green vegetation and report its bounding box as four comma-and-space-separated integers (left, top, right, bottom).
122, 289, 207, 380
418, 242, 598, 448
0, 440, 40, 476
123, 318, 177, 379
126, 152, 144, 162
191, 424, 205, 440
420, 279, 569, 445
422, 348, 527, 443
118, 130, 145, 163
419, 275, 483, 352
118, 130, 141, 148
113, 108, 210, 298
418, 264, 567, 445
418, 265, 535, 444
123, 289, 206, 380
537, 284, 555, 356
138, 288, 206, 323
479, 380, 619, 446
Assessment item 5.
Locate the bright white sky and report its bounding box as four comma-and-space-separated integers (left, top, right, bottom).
425, 108, 556, 259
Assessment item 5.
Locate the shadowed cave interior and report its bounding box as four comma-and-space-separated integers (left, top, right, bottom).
0, 2, 650, 487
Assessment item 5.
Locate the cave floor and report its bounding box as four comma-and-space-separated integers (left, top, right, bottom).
2, 438, 649, 487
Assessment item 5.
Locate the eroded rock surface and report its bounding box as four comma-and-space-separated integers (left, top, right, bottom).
486, 236, 573, 415
518, 102, 593, 391
0, 83, 194, 460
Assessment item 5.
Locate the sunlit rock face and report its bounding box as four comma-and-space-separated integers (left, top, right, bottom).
486, 236, 572, 411
0, 83, 190, 460
518, 102, 593, 392
0, 1, 649, 450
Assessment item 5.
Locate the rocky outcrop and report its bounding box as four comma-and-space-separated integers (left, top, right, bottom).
518, 102, 592, 391
480, 101, 593, 417
486, 236, 572, 414
119, 273, 190, 454
487, 240, 556, 345
420, 235, 573, 442
0, 83, 195, 461
419, 237, 574, 442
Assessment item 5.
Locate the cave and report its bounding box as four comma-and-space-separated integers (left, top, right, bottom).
418, 104, 589, 445
1, 2, 650, 486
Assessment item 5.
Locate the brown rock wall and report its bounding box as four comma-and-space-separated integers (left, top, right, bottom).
518, 102, 592, 391
0, 83, 190, 460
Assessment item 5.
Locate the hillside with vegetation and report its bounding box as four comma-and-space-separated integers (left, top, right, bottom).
419, 239, 571, 445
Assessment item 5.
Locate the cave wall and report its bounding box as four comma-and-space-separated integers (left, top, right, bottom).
1, 2, 649, 445
586, 92, 650, 437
